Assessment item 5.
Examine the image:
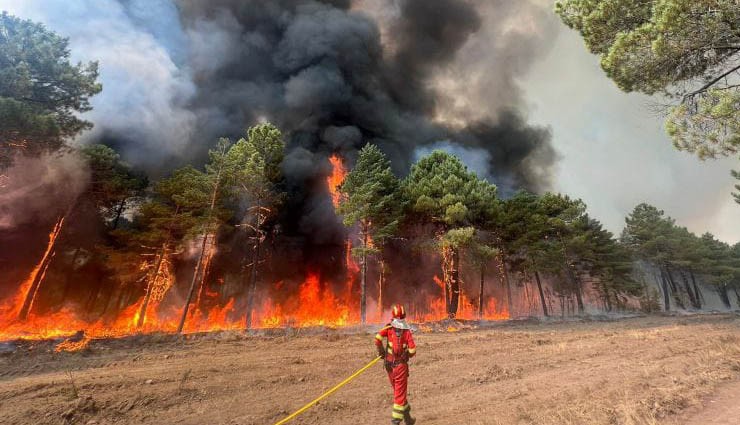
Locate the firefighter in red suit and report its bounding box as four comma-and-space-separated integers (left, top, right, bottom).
375, 304, 417, 425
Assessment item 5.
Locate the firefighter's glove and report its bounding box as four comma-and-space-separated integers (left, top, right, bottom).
377, 346, 385, 358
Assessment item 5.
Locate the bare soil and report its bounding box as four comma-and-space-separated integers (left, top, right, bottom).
1, 314, 739, 425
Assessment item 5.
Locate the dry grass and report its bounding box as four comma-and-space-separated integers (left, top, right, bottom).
0, 314, 738, 425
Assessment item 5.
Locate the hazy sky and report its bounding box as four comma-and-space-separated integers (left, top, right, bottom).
521, 19, 739, 244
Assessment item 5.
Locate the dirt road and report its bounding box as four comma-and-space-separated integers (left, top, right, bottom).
670, 379, 740, 425
1, 314, 739, 425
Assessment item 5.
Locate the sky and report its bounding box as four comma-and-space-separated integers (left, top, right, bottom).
520, 18, 739, 244
1, 0, 737, 244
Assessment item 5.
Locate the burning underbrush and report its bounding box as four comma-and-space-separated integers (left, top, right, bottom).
0, 154, 510, 352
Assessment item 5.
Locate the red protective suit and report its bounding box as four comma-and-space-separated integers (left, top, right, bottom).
375, 324, 416, 422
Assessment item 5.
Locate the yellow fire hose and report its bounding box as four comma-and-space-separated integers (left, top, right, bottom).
272, 355, 383, 425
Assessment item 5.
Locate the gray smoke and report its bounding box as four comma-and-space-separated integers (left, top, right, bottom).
0, 152, 88, 229
0, 0, 559, 242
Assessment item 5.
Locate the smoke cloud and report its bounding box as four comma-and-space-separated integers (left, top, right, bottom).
0, 0, 558, 244
0, 152, 88, 229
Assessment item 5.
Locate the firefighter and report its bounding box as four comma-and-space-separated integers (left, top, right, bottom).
375, 303, 417, 425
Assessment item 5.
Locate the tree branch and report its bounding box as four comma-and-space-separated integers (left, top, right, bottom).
683, 63, 740, 101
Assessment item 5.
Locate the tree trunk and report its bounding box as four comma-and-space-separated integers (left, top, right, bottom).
178, 234, 209, 333
604, 287, 613, 312
359, 227, 368, 324
689, 270, 703, 307
245, 206, 263, 330
658, 267, 671, 311
377, 259, 384, 322
178, 161, 223, 334
566, 268, 584, 314
680, 270, 699, 309
478, 266, 485, 320
18, 216, 65, 321
503, 264, 513, 317
112, 198, 126, 230
448, 247, 460, 319
245, 234, 261, 329
718, 284, 732, 309
138, 244, 167, 328
534, 271, 548, 317
664, 266, 684, 309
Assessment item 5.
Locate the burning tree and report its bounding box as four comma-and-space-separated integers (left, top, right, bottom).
403, 151, 497, 319
132, 166, 211, 328
227, 123, 285, 330
336, 144, 402, 324
178, 139, 235, 333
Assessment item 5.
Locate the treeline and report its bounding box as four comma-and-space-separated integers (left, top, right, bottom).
339, 146, 740, 320
63, 135, 740, 325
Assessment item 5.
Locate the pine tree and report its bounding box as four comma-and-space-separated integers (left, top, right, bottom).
129, 166, 211, 327
556, 0, 740, 162
227, 123, 285, 330
178, 139, 236, 333
336, 144, 402, 324
0, 12, 101, 166
403, 151, 497, 319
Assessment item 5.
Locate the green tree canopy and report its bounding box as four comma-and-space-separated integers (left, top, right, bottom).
81, 144, 147, 228
338, 143, 402, 245
0, 12, 101, 166
556, 0, 739, 193
404, 150, 497, 228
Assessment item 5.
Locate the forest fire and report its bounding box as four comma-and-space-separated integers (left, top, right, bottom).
0, 153, 508, 351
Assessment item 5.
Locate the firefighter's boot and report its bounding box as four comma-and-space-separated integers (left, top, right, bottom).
391, 420, 402, 425
403, 405, 416, 425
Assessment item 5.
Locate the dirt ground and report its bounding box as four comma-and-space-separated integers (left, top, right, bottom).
1, 314, 739, 425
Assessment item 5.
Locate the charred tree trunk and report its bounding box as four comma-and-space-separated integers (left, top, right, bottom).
603, 286, 613, 312
359, 226, 368, 325
448, 247, 460, 319
112, 198, 126, 230
664, 266, 684, 309
377, 259, 384, 321
178, 234, 209, 333
18, 216, 65, 321
718, 284, 732, 309
137, 244, 167, 328
499, 254, 514, 317
178, 159, 224, 334
534, 271, 548, 317
680, 270, 699, 309
245, 228, 261, 330
565, 267, 584, 314
658, 267, 671, 311
689, 270, 703, 307
478, 265, 485, 320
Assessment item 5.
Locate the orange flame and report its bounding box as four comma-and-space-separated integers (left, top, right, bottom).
327, 154, 347, 208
